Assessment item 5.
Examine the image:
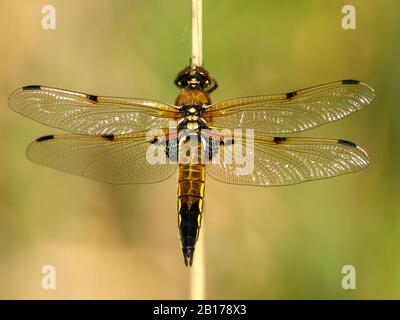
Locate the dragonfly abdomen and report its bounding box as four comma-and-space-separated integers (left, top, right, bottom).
177, 163, 205, 267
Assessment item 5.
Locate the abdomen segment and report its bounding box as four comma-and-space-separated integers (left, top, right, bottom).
177, 163, 205, 266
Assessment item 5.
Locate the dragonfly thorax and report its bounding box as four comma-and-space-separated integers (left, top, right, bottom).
177, 115, 208, 131
180, 104, 205, 117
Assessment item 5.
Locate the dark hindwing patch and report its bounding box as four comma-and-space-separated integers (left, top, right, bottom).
221, 138, 234, 147
206, 137, 220, 161
167, 138, 179, 161
149, 137, 178, 161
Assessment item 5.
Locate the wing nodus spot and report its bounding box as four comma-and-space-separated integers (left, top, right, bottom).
36, 135, 54, 142
286, 91, 297, 99
102, 133, 115, 141
87, 94, 98, 102
274, 137, 287, 143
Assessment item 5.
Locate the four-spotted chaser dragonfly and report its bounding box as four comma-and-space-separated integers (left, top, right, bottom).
8, 66, 375, 266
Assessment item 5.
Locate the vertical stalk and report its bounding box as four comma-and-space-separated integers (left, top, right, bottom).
190, 0, 205, 301
190, 230, 205, 299
191, 0, 203, 67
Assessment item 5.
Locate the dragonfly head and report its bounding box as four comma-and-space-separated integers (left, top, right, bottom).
175, 66, 217, 93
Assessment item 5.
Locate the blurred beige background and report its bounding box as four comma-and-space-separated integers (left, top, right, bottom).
0, 0, 399, 299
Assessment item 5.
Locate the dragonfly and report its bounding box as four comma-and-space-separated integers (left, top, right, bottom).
8, 65, 375, 266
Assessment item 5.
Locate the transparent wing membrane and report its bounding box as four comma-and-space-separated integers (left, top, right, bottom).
205, 80, 375, 134
206, 135, 369, 186
8, 86, 180, 135
9, 80, 373, 185
27, 132, 177, 184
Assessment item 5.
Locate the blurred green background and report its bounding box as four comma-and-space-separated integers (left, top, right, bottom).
0, 0, 399, 299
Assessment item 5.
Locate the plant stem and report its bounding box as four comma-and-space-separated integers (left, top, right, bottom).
191, 0, 203, 67
190, 0, 205, 301
190, 229, 205, 299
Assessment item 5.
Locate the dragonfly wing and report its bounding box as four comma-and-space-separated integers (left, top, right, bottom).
206, 135, 369, 186
205, 80, 375, 134
27, 131, 177, 184
8, 86, 180, 135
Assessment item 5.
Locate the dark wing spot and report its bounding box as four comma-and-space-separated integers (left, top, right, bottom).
149, 137, 159, 144
207, 137, 220, 160
221, 139, 234, 146
342, 80, 360, 85
36, 135, 54, 142
164, 139, 170, 157
338, 139, 357, 148
87, 94, 98, 102
23, 85, 41, 91
166, 138, 178, 161
274, 137, 287, 143
286, 91, 297, 99
101, 133, 115, 141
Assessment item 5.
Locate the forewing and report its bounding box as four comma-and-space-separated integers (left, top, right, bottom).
8, 86, 180, 135
207, 135, 369, 186
206, 80, 375, 134
27, 132, 177, 184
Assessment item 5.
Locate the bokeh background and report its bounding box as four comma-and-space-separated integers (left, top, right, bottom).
0, 0, 399, 299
